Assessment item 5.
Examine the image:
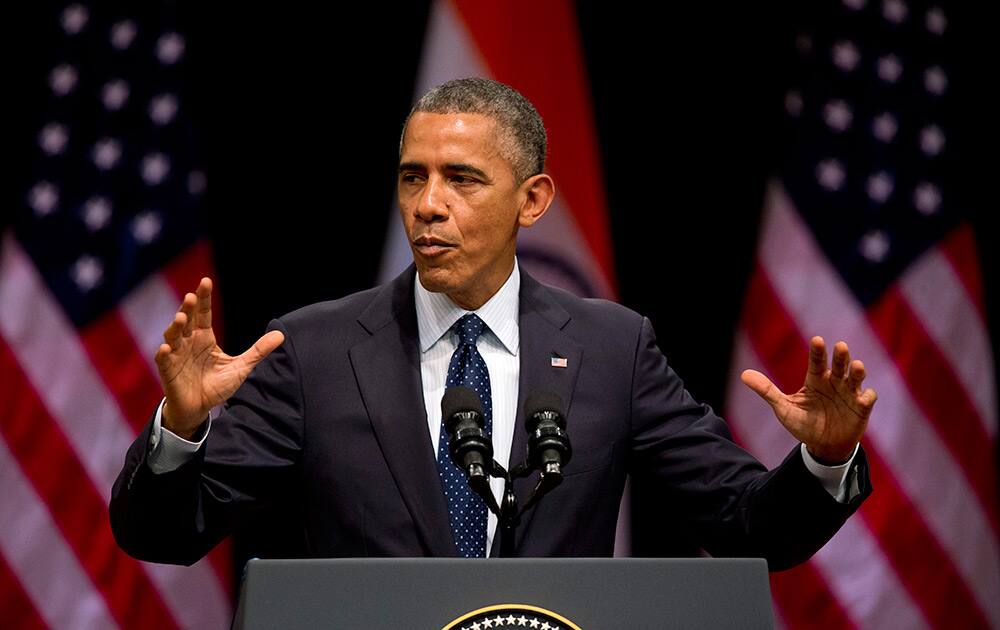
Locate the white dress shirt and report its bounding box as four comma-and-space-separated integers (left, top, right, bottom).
147, 258, 857, 556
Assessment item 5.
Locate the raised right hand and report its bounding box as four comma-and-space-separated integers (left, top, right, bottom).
155, 277, 285, 439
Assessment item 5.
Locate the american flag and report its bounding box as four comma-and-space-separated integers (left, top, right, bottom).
724, 1, 999, 628
1, 3, 232, 628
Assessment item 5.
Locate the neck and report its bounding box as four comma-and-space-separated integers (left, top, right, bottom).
445, 258, 516, 310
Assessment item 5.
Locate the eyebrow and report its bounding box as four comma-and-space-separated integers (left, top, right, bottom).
397, 161, 490, 182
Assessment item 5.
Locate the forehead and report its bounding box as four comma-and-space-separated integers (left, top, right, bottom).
400, 112, 504, 165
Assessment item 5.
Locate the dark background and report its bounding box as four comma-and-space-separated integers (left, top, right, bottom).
5, 2, 995, 562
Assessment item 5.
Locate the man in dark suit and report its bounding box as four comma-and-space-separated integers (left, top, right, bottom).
110, 78, 875, 568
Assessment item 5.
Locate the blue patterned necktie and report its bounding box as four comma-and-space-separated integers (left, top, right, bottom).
437, 313, 493, 557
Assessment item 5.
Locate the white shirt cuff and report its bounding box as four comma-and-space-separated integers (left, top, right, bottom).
148, 398, 211, 474
800, 442, 860, 503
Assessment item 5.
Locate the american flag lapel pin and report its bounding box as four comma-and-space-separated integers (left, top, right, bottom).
550, 356, 568, 368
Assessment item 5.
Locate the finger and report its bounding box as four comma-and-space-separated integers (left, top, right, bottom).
847, 359, 866, 393
808, 336, 828, 377
238, 331, 285, 369
163, 311, 187, 350
180, 293, 196, 337
741, 369, 785, 407
154, 343, 172, 368
859, 387, 878, 411
194, 277, 213, 330
830, 341, 850, 380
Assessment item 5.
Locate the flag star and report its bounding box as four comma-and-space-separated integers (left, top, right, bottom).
82, 196, 112, 231
156, 33, 185, 65
482, 619, 494, 628
517, 616, 529, 626
816, 159, 846, 192
61, 4, 89, 35
132, 211, 162, 244
102, 80, 130, 111
924, 66, 947, 95
49, 64, 78, 96
877, 54, 903, 83
149, 93, 179, 125
926, 7, 946, 35
92, 138, 122, 170
823, 100, 853, 132
872, 113, 898, 142
832, 41, 860, 72
882, 0, 908, 24
920, 125, 945, 156
784, 90, 803, 118
529, 620, 540, 629
494, 616, 505, 626
39, 122, 69, 156
540, 623, 552, 630
506, 614, 518, 624
867, 171, 894, 203
72, 255, 104, 291
914, 182, 942, 215
470, 623, 481, 630
110, 19, 137, 50
860, 230, 891, 263
28, 181, 59, 216
141, 152, 171, 185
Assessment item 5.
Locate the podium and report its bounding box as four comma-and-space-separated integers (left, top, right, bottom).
233, 558, 774, 629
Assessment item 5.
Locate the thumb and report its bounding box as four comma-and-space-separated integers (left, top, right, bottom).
239, 330, 285, 369
741, 369, 784, 408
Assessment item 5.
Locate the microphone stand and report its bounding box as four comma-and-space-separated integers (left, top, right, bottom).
466, 459, 564, 558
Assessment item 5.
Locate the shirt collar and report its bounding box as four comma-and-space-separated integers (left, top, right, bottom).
415, 258, 520, 356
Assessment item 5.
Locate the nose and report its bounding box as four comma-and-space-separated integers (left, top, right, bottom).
414, 174, 449, 223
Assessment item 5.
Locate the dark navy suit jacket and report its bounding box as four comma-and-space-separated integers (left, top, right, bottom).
110, 265, 870, 570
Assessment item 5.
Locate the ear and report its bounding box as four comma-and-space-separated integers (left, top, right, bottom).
517, 173, 555, 228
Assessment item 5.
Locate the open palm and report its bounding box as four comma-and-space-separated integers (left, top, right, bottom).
741, 336, 877, 463
155, 278, 284, 439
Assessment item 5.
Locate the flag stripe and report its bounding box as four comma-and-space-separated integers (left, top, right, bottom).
0, 340, 180, 630
938, 223, 988, 319
451, 0, 616, 288
768, 565, 853, 630
120, 274, 183, 377
0, 546, 50, 630
0, 234, 233, 629
80, 311, 166, 434
741, 270, 990, 628
756, 185, 1000, 626
866, 286, 999, 530
899, 236, 997, 438
0, 436, 118, 630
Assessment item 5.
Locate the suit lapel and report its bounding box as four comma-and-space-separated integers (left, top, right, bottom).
495, 270, 582, 555
349, 266, 457, 557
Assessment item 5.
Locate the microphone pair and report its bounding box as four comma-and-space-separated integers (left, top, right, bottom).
441, 387, 573, 480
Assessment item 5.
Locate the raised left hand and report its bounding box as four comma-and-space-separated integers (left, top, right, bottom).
740, 336, 877, 464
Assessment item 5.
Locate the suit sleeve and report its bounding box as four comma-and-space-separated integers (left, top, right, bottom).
109, 318, 304, 565
627, 316, 871, 571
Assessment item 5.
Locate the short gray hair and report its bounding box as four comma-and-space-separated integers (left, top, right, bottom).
400, 77, 547, 183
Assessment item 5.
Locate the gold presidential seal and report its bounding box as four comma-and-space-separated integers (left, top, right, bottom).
442, 603, 582, 630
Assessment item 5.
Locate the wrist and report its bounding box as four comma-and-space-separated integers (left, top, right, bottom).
161, 402, 204, 441
806, 444, 856, 466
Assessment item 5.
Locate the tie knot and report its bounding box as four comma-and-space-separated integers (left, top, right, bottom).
454, 313, 487, 346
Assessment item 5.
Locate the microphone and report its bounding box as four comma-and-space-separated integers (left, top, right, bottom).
441, 386, 494, 481
523, 390, 572, 476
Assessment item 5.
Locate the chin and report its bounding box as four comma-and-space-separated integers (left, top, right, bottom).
415, 266, 455, 295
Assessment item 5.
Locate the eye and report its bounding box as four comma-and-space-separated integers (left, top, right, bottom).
400, 173, 425, 184
450, 175, 476, 185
